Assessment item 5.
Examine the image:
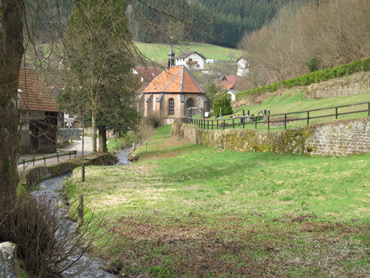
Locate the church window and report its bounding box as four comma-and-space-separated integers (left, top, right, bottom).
169, 98, 175, 116
186, 98, 194, 108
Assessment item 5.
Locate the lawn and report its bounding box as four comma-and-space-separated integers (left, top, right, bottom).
135, 41, 242, 64
65, 125, 370, 277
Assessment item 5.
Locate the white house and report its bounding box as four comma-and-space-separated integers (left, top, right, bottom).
175, 51, 206, 70
236, 57, 249, 77
226, 90, 239, 102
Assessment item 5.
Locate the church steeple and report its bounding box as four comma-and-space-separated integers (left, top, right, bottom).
168, 46, 175, 69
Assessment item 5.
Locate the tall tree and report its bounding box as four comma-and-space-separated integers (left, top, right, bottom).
59, 0, 140, 152
0, 0, 24, 214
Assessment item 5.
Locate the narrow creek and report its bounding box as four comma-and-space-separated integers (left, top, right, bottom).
30, 148, 132, 277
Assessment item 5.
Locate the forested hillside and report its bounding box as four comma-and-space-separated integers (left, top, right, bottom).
127, 0, 292, 48
28, 0, 293, 48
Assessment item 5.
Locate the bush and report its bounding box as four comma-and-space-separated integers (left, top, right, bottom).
213, 92, 233, 117
0, 193, 92, 277
144, 114, 162, 128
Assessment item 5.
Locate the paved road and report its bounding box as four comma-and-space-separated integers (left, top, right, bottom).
18, 137, 95, 171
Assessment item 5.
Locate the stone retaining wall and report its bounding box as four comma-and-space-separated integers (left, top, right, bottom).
173, 118, 370, 156
19, 152, 117, 189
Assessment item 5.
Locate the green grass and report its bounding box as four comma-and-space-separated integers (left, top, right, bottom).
204, 89, 370, 131
65, 125, 370, 277
135, 41, 242, 64
107, 136, 132, 153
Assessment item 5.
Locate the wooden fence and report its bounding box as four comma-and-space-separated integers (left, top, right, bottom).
183, 101, 370, 131
18, 150, 78, 170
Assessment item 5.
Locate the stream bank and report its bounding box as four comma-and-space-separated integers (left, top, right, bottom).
29, 148, 132, 277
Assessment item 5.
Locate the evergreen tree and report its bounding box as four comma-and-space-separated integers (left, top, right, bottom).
213, 91, 233, 117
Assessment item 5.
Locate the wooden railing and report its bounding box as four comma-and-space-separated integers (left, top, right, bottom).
183, 101, 370, 131
18, 150, 78, 170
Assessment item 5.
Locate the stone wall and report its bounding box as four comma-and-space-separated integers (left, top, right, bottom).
173, 118, 370, 156
19, 152, 117, 189
0, 242, 17, 278
305, 72, 370, 99
306, 119, 370, 156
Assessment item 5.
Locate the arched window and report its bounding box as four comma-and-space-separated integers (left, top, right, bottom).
168, 98, 175, 116
186, 98, 194, 108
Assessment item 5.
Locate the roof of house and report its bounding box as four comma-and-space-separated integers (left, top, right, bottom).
217, 80, 236, 91
18, 68, 59, 112
134, 67, 162, 82
142, 65, 205, 94
176, 51, 206, 60
222, 75, 241, 82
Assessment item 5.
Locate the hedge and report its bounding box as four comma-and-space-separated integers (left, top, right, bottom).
236, 56, 370, 100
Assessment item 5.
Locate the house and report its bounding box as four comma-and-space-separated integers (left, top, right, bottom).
132, 67, 162, 83
236, 57, 249, 77
175, 51, 206, 70
139, 52, 208, 123
18, 68, 59, 154
226, 90, 239, 102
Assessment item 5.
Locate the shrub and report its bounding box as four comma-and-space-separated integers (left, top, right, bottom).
144, 114, 162, 128
0, 193, 93, 277
213, 92, 233, 117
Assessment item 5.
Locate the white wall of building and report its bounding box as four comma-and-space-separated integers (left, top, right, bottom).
176, 53, 205, 70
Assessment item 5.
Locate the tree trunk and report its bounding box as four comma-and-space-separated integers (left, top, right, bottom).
91, 106, 97, 152
0, 0, 24, 214
98, 125, 107, 152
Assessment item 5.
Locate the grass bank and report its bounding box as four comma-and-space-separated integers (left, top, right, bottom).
135, 41, 242, 64
65, 125, 370, 277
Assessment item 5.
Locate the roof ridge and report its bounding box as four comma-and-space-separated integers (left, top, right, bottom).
160, 67, 182, 93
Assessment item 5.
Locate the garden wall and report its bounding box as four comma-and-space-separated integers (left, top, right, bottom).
173, 118, 370, 156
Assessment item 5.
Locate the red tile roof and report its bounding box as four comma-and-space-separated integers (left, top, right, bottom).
134, 67, 162, 82
222, 75, 241, 82
217, 80, 236, 91
18, 68, 59, 112
142, 65, 205, 94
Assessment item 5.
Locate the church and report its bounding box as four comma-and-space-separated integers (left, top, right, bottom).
138, 48, 208, 123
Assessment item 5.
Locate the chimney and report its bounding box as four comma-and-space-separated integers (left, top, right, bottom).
168, 46, 175, 69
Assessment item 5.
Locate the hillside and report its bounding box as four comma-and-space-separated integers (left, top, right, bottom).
135, 41, 242, 64
127, 0, 294, 48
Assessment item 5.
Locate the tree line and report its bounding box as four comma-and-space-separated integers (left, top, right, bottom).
127, 0, 292, 48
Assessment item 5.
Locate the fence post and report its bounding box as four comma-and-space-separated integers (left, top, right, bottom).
69, 152, 72, 160
368, 102, 370, 116
78, 194, 84, 226
243, 117, 245, 129
232, 118, 235, 129
43, 156, 46, 166
284, 114, 287, 129
268, 115, 270, 131
57, 153, 59, 162
207, 120, 209, 130
335, 107, 338, 119
74, 151, 77, 159
217, 120, 219, 129
307, 111, 310, 125
33, 156, 35, 166
212, 120, 214, 130
223, 120, 225, 130
255, 117, 257, 129
23, 159, 25, 170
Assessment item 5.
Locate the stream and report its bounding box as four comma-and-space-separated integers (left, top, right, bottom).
30, 148, 132, 278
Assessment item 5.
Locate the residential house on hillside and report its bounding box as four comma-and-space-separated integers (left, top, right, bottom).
175, 51, 206, 70
138, 51, 208, 122
236, 57, 249, 77
218, 75, 243, 101
18, 68, 59, 154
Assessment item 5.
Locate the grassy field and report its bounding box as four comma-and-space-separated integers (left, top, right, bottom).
135, 41, 242, 64
65, 125, 370, 277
